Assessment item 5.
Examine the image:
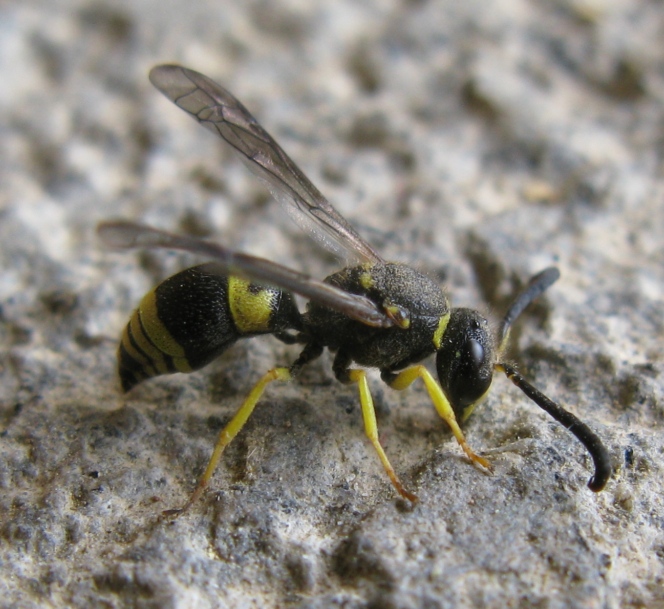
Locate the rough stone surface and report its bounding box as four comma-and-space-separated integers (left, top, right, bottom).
1, 1, 663, 608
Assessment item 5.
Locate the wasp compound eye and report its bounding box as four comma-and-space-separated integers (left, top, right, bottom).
436, 308, 495, 421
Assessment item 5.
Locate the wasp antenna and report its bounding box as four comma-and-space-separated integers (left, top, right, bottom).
499, 267, 560, 352
497, 362, 612, 492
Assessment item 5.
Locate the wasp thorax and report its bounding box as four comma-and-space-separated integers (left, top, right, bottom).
436, 308, 495, 421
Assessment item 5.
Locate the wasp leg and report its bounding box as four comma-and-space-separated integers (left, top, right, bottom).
333, 352, 418, 502
165, 342, 323, 516
163, 366, 291, 516
383, 366, 492, 472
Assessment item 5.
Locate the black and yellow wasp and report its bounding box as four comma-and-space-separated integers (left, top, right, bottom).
99, 65, 611, 514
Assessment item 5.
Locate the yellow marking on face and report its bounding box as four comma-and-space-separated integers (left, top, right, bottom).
228, 277, 274, 333
460, 382, 492, 422
432, 312, 451, 350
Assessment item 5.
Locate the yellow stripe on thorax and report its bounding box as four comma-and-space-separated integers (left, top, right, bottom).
228, 277, 274, 334
432, 312, 451, 350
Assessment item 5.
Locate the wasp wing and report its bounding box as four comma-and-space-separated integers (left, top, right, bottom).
149, 65, 383, 265
98, 221, 394, 328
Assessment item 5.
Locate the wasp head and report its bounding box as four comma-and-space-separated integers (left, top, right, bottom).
436, 308, 495, 423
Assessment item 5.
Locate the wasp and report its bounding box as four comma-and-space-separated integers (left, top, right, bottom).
98, 65, 612, 514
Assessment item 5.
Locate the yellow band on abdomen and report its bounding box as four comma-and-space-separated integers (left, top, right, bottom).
139, 289, 187, 358
228, 277, 274, 334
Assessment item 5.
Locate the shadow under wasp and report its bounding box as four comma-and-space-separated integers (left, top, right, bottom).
98, 65, 612, 514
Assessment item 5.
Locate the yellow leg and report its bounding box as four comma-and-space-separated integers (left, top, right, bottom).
389, 365, 492, 471
164, 367, 292, 516
348, 369, 418, 503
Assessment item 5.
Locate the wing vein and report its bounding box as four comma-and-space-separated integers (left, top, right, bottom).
149, 64, 384, 264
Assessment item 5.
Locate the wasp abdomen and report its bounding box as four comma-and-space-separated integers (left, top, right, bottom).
118, 263, 301, 392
